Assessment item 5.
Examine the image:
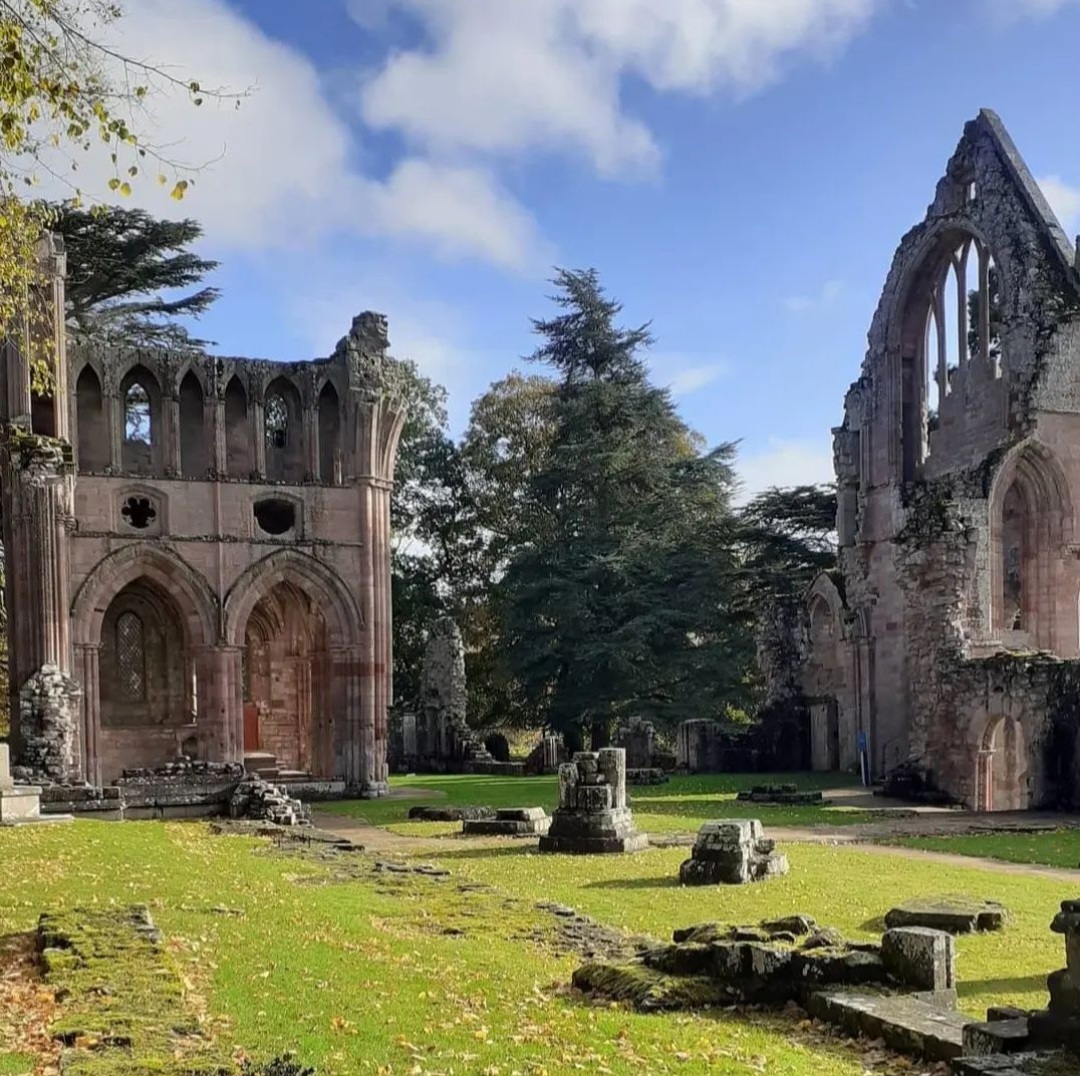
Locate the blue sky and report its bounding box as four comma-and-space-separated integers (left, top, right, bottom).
70, 0, 1080, 497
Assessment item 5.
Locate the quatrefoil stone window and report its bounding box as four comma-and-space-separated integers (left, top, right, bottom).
121, 496, 157, 530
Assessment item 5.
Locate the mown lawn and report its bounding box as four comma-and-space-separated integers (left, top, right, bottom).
894, 830, 1080, 870
322, 772, 890, 834
0, 816, 1066, 1076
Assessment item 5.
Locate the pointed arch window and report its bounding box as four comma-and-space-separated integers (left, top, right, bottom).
125, 384, 152, 443
116, 611, 147, 701
265, 393, 288, 451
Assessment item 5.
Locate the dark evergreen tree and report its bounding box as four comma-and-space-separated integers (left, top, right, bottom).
50, 202, 219, 350
499, 268, 750, 746
736, 483, 837, 609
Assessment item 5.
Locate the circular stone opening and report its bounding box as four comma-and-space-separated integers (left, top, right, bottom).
254, 498, 296, 536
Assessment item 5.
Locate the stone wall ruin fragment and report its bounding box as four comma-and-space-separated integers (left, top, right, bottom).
769, 110, 1080, 810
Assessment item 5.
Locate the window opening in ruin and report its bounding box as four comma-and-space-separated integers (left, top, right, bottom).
966, 181, 977, 204
76, 366, 108, 471
265, 393, 288, 451
925, 306, 941, 437
224, 376, 252, 478
968, 254, 1002, 375
179, 370, 207, 477
31, 392, 56, 437
116, 611, 147, 701
1002, 483, 1026, 632
121, 496, 157, 529
318, 381, 340, 484
254, 498, 296, 535
124, 383, 152, 443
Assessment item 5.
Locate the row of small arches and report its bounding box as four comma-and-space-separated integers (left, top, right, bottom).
75, 364, 341, 483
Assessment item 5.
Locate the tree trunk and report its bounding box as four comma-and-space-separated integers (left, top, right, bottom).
590, 714, 611, 750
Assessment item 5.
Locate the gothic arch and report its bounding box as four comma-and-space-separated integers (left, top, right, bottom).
989, 438, 1075, 648
224, 549, 361, 649
888, 223, 1002, 480
71, 544, 219, 647
169, 358, 209, 397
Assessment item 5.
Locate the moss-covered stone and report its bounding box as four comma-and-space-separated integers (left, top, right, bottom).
37, 905, 234, 1076
571, 961, 732, 1012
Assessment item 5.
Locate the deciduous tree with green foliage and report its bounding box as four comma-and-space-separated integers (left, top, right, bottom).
499, 268, 751, 746
51, 201, 219, 349
0, 0, 237, 383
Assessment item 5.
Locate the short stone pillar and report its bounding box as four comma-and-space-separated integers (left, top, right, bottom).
615, 717, 655, 769
679, 819, 788, 885
1048, 899, 1080, 1019
1028, 898, 1080, 1052
17, 665, 82, 783
539, 749, 647, 854
526, 734, 565, 775
881, 927, 955, 992
0, 742, 45, 824
676, 719, 722, 772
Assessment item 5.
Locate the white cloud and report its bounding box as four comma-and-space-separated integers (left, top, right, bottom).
356, 0, 879, 176
785, 278, 844, 313
1038, 175, 1080, 234
27, 0, 542, 270
992, 0, 1076, 17
361, 159, 550, 271
735, 437, 834, 504
664, 362, 728, 395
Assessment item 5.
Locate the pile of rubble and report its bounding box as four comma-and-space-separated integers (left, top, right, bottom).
678, 819, 788, 885
573, 914, 952, 1013
228, 775, 310, 827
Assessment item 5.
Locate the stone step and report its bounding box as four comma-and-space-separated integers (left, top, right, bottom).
808, 989, 969, 1063
244, 752, 279, 778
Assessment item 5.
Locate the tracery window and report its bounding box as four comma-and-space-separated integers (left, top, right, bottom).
124, 383, 152, 443
116, 611, 147, 701
265, 393, 288, 452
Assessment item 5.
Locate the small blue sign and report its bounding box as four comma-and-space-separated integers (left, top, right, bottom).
857, 730, 868, 752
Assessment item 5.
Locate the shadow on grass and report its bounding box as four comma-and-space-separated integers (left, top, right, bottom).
860, 916, 888, 933
581, 875, 681, 891
421, 844, 534, 862
959, 974, 1047, 996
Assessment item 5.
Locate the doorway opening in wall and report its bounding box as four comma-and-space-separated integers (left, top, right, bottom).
809, 698, 841, 772
241, 580, 334, 780
974, 716, 1029, 811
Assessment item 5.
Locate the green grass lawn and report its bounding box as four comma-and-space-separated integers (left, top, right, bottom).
0, 816, 1067, 1076
893, 830, 1080, 870
322, 772, 890, 834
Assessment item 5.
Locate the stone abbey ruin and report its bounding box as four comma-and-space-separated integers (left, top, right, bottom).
0, 235, 405, 807
6, 108, 1080, 822
764, 109, 1080, 812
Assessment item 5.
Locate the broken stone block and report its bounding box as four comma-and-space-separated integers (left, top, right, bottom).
760, 920, 816, 937
679, 819, 788, 886
962, 1019, 1031, 1056
462, 807, 551, 836
953, 1056, 1073, 1076
408, 805, 495, 822
882, 927, 956, 992
884, 897, 1008, 934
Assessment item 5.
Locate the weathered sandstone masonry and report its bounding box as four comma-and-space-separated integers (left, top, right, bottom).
768, 110, 1080, 810
1, 234, 405, 795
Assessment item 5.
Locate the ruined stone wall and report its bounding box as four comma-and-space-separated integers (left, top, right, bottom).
2, 281, 407, 792
786, 111, 1080, 804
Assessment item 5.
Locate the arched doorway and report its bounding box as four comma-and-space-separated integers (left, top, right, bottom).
975, 716, 1029, 811
241, 581, 333, 778
98, 577, 198, 776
